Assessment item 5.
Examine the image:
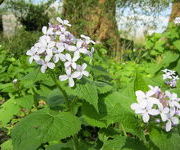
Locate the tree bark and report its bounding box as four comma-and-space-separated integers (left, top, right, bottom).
62, 0, 121, 57
169, 1, 180, 23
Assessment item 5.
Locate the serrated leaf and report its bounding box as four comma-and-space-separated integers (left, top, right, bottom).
81, 103, 106, 128
102, 136, 147, 150
95, 81, 113, 94
75, 82, 99, 111
122, 137, 147, 150
150, 128, 180, 150
102, 136, 126, 150
11, 109, 81, 150
103, 91, 144, 139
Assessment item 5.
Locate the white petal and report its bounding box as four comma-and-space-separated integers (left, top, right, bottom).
26, 50, 33, 55
29, 57, 34, 64
47, 62, 55, 69
161, 113, 168, 122
68, 46, 76, 51
33, 55, 40, 60
59, 54, 66, 62
148, 109, 160, 116
135, 91, 146, 103
82, 63, 87, 70
131, 103, 139, 110
68, 78, 74, 87
57, 17, 63, 24
142, 113, 150, 123
166, 120, 172, 132
45, 55, 52, 62
65, 54, 72, 61
42, 26, 47, 34
65, 62, 71, 68
79, 48, 88, 54
65, 68, 71, 75
73, 52, 80, 61
171, 117, 179, 125
59, 75, 68, 81
72, 71, 81, 78
83, 71, 89, 77
72, 63, 77, 69
77, 40, 83, 48
41, 65, 47, 73
53, 54, 59, 63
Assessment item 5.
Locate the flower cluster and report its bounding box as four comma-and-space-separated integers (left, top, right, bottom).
26, 17, 95, 87
174, 17, 180, 24
162, 69, 179, 88
131, 86, 180, 132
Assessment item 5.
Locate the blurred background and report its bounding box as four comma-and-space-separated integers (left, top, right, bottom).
0, 0, 179, 59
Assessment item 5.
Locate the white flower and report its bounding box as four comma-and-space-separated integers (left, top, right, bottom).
37, 59, 55, 73
81, 34, 95, 44
26, 48, 40, 64
158, 104, 169, 122
162, 69, 179, 87
59, 69, 78, 87
131, 91, 160, 123
64, 53, 80, 69
27, 17, 94, 87
53, 53, 66, 63
57, 17, 71, 27
42, 26, 54, 35
74, 63, 89, 79
12, 79, 18, 84
165, 116, 179, 132
147, 85, 161, 96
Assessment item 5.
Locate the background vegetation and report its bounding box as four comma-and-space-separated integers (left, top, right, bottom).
0, 0, 180, 150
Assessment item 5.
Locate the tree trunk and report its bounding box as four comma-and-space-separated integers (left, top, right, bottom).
62, 0, 121, 57
169, 1, 180, 23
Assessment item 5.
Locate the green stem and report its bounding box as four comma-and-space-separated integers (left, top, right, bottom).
121, 124, 127, 137
72, 135, 78, 150
50, 73, 69, 108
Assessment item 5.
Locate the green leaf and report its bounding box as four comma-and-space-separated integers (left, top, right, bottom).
102, 136, 126, 150
102, 136, 147, 150
134, 73, 148, 92
103, 92, 144, 139
173, 40, 180, 51
16, 95, 34, 110
0, 99, 20, 126
95, 81, 113, 94
11, 109, 81, 150
75, 82, 99, 111
0, 95, 34, 126
122, 137, 147, 150
1, 140, 13, 150
81, 103, 106, 128
150, 128, 180, 150
153, 51, 179, 73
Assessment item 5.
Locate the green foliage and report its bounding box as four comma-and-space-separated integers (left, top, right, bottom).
0, 22, 180, 150
11, 109, 81, 150
144, 24, 180, 61
1, 29, 41, 56
150, 128, 180, 150
6, 0, 51, 31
